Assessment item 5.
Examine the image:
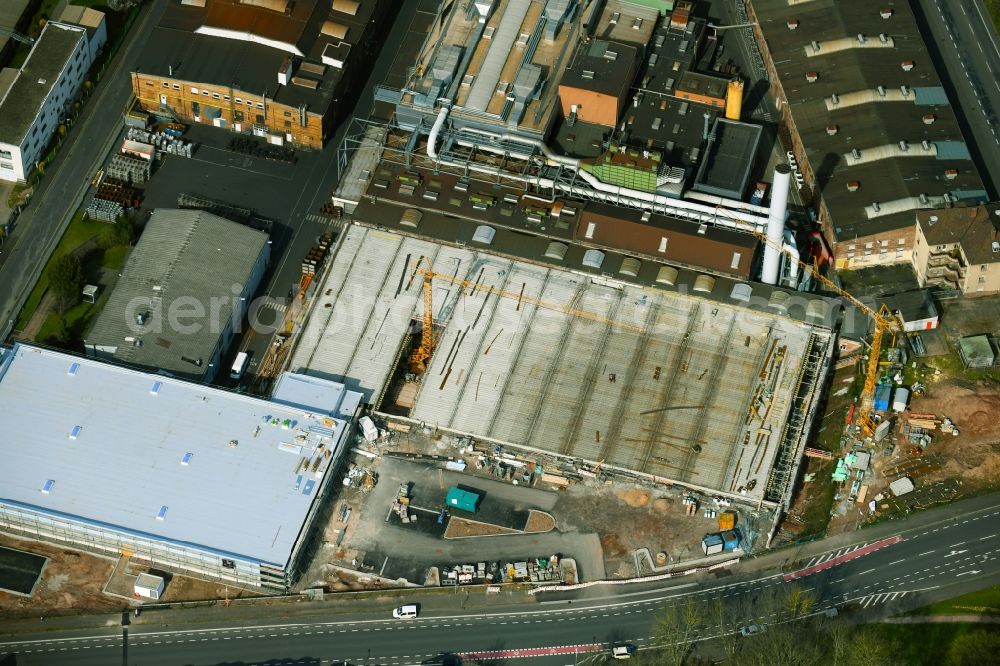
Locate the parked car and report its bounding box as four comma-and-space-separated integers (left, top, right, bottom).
611, 644, 636, 660
739, 624, 766, 637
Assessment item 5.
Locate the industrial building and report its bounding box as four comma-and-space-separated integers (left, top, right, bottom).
288, 226, 836, 507
83, 209, 270, 383
0, 344, 364, 591
0, 18, 106, 182
131, 0, 390, 149
746, 0, 989, 266
912, 203, 1000, 296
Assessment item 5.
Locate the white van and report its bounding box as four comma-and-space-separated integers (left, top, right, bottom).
392, 604, 419, 619
230, 351, 250, 380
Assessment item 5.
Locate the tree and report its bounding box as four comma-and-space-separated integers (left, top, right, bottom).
649, 600, 705, 666
108, 0, 142, 10
946, 628, 1000, 666
49, 254, 84, 313
100, 217, 134, 248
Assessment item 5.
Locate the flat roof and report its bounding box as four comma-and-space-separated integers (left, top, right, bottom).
290, 227, 834, 501
693, 118, 761, 198
84, 209, 268, 380
0, 22, 84, 146
0, 344, 359, 566
560, 40, 639, 98
136, 0, 375, 113
752, 0, 988, 240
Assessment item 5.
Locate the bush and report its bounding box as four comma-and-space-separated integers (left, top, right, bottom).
48, 254, 84, 314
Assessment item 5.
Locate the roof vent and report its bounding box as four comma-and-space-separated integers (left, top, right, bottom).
919, 193, 930, 205
901, 60, 914, 71
879, 33, 889, 43
787, 19, 800, 30
582, 70, 595, 80
156, 506, 168, 521
928, 215, 939, 225
880, 8, 893, 18
826, 124, 839, 136
922, 114, 936, 124
805, 71, 819, 83
944, 168, 959, 180
847, 181, 861, 192
857, 34, 866, 44
604, 50, 618, 61
697, 223, 707, 235
810, 40, 820, 52
922, 139, 931, 151
992, 241, 1000, 253
67, 362, 79, 376
41, 480, 55, 495
901, 85, 911, 96
69, 425, 82, 440
898, 140, 909, 152
831, 93, 840, 105
851, 148, 862, 160
872, 202, 881, 212
877, 85, 886, 97
150, 381, 162, 395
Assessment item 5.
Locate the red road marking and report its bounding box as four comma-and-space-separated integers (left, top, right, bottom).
784, 535, 903, 581
459, 643, 604, 660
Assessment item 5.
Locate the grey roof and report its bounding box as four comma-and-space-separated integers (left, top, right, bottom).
752, 0, 988, 241
0, 344, 358, 566
917, 202, 1000, 265
84, 209, 269, 380
560, 40, 639, 98
884, 289, 937, 323
692, 118, 761, 198
0, 22, 84, 145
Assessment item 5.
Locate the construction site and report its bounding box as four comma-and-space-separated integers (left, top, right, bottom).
287, 225, 836, 509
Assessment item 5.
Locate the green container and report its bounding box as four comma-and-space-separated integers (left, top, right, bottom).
446, 487, 480, 512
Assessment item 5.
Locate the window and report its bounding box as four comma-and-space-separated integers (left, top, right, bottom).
256, 102, 264, 109
255, 114, 265, 124
191, 87, 199, 94
162, 82, 169, 87
585, 221, 596, 239
658, 237, 668, 253
284, 110, 291, 117
212, 92, 220, 99
0, 162, 12, 170
246, 100, 253, 107
234, 110, 244, 122
865, 242, 873, 249
284, 120, 292, 128
156, 505, 168, 520
235, 97, 243, 104
223, 95, 230, 101
0, 150, 11, 159
881, 239, 889, 247
172, 83, 180, 90
202, 90, 209, 96
731, 252, 742, 269
848, 244, 856, 251
898, 238, 905, 245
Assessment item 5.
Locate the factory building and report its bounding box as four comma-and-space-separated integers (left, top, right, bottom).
83, 209, 270, 383
0, 19, 106, 183
746, 0, 989, 266
0, 344, 364, 591
131, 0, 390, 149
558, 40, 640, 128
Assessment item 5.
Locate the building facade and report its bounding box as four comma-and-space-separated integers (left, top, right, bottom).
0, 19, 105, 183
913, 203, 1000, 295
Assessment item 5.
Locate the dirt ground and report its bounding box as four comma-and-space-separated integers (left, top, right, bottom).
0, 534, 261, 618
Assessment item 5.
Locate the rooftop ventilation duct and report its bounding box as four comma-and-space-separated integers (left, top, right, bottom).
901, 85, 911, 96
857, 34, 867, 44
787, 19, 800, 30
923, 114, 936, 124
811, 40, 820, 52
898, 140, 908, 152
880, 8, 894, 18
877, 85, 886, 97
901, 60, 915, 71
847, 181, 861, 192
851, 148, 862, 160
918, 194, 930, 206
922, 139, 931, 151
879, 33, 889, 43
474, 0, 496, 23
944, 168, 958, 180
544, 0, 573, 40
831, 93, 840, 105
826, 124, 839, 136
805, 71, 819, 83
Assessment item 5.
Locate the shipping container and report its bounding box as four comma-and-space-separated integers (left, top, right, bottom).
721, 529, 740, 551
874, 385, 892, 412
702, 533, 724, 555
134, 573, 165, 599
892, 388, 909, 413
446, 487, 481, 512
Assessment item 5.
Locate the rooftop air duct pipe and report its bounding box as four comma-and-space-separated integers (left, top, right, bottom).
761, 165, 791, 284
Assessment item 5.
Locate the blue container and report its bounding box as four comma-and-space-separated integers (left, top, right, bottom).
874, 385, 892, 412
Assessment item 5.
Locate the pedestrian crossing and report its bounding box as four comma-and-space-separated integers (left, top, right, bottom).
804, 543, 867, 568
257, 299, 287, 314
858, 591, 909, 608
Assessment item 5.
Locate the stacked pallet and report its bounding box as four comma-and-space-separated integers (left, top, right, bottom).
106, 153, 151, 183
301, 232, 334, 277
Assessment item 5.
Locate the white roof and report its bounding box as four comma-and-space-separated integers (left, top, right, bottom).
0, 345, 356, 566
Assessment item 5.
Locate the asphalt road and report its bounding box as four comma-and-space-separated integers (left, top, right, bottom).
0, 2, 168, 343
3, 492, 999, 665
912, 0, 1000, 198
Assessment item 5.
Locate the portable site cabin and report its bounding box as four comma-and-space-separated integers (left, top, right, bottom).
446, 487, 480, 513
134, 573, 165, 600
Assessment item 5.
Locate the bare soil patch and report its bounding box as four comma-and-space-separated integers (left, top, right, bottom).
615, 488, 651, 507
444, 517, 519, 538
524, 510, 556, 533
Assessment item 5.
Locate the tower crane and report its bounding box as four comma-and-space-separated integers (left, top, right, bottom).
745, 227, 898, 435
407, 257, 435, 374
